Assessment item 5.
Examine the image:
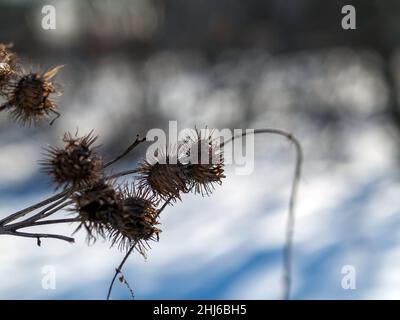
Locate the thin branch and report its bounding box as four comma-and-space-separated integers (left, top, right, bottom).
156, 190, 189, 219
222, 128, 302, 300
32, 200, 73, 221
49, 109, 61, 126
1, 164, 140, 229
24, 217, 80, 227
106, 168, 141, 181
6, 198, 73, 231
156, 197, 174, 218
104, 135, 146, 168
106, 244, 135, 300
0, 189, 71, 226
0, 230, 75, 243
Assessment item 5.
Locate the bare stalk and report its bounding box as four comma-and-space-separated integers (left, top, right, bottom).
222, 128, 302, 300
156, 196, 174, 218
0, 200, 77, 244
104, 135, 146, 168
9, 197, 72, 228
0, 230, 74, 244
107, 168, 141, 180
106, 244, 135, 300
28, 218, 80, 227
0, 189, 71, 226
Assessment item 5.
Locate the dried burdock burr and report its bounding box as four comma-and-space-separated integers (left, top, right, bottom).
108, 184, 161, 256
137, 146, 189, 201
72, 181, 123, 243
0, 43, 18, 95
182, 129, 225, 196
41, 131, 103, 189
73, 182, 160, 257
1, 65, 63, 126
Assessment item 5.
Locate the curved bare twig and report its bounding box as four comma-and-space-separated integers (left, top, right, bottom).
222, 128, 302, 300
0, 230, 75, 244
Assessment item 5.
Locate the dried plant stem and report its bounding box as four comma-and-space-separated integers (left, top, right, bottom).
0, 200, 76, 243
0, 166, 138, 241
0, 166, 137, 228
29, 217, 80, 227
0, 230, 74, 243
0, 189, 71, 226
156, 196, 174, 218
30, 200, 73, 222
107, 168, 141, 180
107, 244, 135, 300
49, 109, 61, 126
104, 135, 146, 168
223, 128, 302, 300
6, 200, 73, 230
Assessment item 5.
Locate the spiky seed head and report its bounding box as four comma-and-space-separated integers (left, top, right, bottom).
137, 161, 188, 201
184, 161, 225, 196
108, 185, 161, 256
2, 65, 63, 126
182, 129, 225, 196
73, 182, 160, 257
137, 146, 189, 200
41, 131, 103, 189
72, 182, 123, 243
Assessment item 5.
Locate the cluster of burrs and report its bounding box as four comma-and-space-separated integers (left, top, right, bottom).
40, 129, 225, 257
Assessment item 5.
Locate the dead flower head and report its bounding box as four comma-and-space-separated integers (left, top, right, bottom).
41, 131, 103, 189
72, 181, 122, 243
1, 65, 63, 126
181, 129, 225, 196
108, 184, 161, 256
137, 146, 189, 201
137, 130, 225, 200
73, 182, 160, 257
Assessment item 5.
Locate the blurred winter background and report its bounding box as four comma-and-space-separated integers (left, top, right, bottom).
1, 0, 400, 299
